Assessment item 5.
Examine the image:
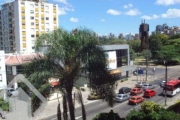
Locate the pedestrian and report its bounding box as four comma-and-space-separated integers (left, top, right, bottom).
116, 83, 118, 89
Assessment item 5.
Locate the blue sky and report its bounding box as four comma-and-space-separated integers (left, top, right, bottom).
1, 0, 180, 37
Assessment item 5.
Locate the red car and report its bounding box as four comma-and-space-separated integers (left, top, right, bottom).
143, 89, 156, 98
129, 96, 144, 105
130, 87, 143, 95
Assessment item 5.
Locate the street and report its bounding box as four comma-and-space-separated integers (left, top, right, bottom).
42, 67, 180, 120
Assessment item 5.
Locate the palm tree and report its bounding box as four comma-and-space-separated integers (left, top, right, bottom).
31, 27, 116, 120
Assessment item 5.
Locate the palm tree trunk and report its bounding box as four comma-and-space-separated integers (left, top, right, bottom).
63, 94, 68, 120
77, 90, 86, 120
67, 90, 75, 120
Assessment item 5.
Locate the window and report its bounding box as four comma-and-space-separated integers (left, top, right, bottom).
41, 18, 44, 20
31, 28, 35, 32
45, 6, 49, 9
22, 11, 25, 13
54, 18, 56, 21
46, 17, 49, 20
30, 16, 34, 19
46, 23, 49, 26
30, 10, 34, 14
0, 74, 2, 82
31, 22, 34, 25
45, 11, 49, 14
30, 4, 34, 9
22, 23, 25, 25
31, 35, 35, 37
6, 66, 12, 74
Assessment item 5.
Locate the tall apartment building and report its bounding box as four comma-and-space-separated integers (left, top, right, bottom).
0, 0, 58, 53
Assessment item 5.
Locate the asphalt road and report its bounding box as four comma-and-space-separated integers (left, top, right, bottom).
45, 67, 180, 120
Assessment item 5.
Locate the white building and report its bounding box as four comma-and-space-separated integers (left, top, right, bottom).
0, 0, 58, 53
0, 50, 7, 89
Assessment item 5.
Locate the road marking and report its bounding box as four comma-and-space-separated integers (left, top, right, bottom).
75, 116, 82, 119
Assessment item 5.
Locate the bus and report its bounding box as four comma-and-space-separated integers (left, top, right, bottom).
163, 79, 180, 96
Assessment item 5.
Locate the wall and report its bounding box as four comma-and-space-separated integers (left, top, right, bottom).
0, 51, 7, 89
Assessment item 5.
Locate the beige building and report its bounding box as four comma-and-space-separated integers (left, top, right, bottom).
0, 0, 58, 53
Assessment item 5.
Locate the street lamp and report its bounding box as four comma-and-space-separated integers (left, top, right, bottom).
164, 60, 168, 106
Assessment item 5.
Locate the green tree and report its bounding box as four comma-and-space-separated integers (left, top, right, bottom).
93, 110, 123, 120
127, 40, 141, 53
33, 27, 116, 120
140, 101, 162, 114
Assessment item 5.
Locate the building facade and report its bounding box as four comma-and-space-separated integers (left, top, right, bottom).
0, 0, 58, 53
0, 50, 7, 89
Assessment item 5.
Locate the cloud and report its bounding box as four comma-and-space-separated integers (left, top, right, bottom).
124, 9, 141, 16
161, 8, 180, 18
70, 17, 79, 22
54, 0, 68, 4
141, 14, 159, 20
58, 7, 74, 15
123, 4, 133, 9
100, 19, 106, 22
155, 0, 180, 6
107, 9, 121, 15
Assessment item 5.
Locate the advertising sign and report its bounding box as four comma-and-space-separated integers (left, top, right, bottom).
106, 51, 117, 70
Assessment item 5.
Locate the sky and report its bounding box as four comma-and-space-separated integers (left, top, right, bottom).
1, 0, 180, 37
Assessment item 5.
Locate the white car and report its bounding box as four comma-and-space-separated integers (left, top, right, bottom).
135, 81, 146, 88
6, 88, 19, 97
115, 94, 130, 103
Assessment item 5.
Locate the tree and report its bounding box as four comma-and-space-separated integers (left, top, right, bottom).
140, 101, 162, 114
127, 40, 141, 53
33, 27, 116, 120
93, 110, 123, 120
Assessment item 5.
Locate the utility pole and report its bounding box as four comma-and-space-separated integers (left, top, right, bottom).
145, 56, 148, 81
164, 60, 168, 106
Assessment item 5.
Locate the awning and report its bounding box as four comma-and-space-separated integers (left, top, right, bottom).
51, 81, 59, 87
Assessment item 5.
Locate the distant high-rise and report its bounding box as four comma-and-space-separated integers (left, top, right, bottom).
139, 20, 149, 51
0, 0, 58, 53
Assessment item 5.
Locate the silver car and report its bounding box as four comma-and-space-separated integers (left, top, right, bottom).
115, 94, 130, 102
142, 83, 154, 90
135, 81, 146, 88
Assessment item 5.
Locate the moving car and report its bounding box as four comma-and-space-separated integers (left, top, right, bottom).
130, 87, 143, 95
129, 96, 144, 105
160, 80, 166, 88
143, 89, 156, 98
6, 88, 19, 97
142, 83, 155, 90
115, 94, 130, 102
119, 87, 131, 94
135, 81, 146, 88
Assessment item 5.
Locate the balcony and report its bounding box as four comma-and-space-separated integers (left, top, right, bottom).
41, 14, 44, 17
35, 8, 38, 12
54, 21, 56, 24
53, 9, 56, 13
36, 31, 39, 35
54, 26, 57, 29
41, 8, 44, 12
22, 25, 26, 29
21, 13, 25, 16
41, 20, 44, 24
22, 32, 26, 35
22, 37, 26, 41
23, 43, 26, 48
22, 19, 25, 23
36, 26, 39, 29
42, 26, 45, 29
35, 19, 39, 23
35, 14, 39, 17
21, 7, 25, 10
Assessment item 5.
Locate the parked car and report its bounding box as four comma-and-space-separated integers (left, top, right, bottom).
160, 80, 166, 88
130, 87, 143, 95
115, 94, 130, 103
119, 87, 131, 94
142, 83, 155, 90
129, 96, 144, 105
143, 89, 156, 98
6, 88, 19, 97
135, 81, 146, 88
